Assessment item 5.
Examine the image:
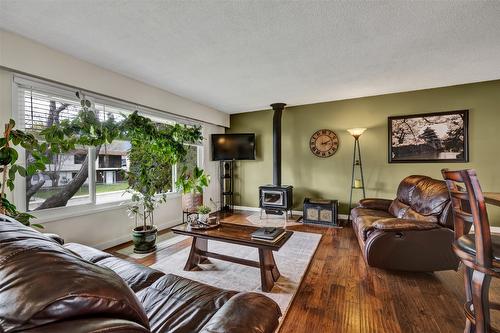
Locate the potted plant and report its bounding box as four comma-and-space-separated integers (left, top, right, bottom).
175, 166, 210, 212
123, 112, 202, 253
126, 192, 166, 253
0, 119, 48, 228
197, 205, 211, 223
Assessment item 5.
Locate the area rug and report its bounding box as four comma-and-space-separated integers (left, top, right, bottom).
243, 212, 303, 227
116, 232, 189, 259
151, 230, 322, 318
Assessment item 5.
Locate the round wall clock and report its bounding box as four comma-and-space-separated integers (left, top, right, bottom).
309, 129, 339, 158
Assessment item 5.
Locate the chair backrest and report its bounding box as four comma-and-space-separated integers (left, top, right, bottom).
441, 168, 492, 267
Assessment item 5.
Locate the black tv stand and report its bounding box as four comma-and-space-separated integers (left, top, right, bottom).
219, 160, 234, 213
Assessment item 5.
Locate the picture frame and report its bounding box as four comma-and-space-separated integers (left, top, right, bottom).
388, 110, 469, 163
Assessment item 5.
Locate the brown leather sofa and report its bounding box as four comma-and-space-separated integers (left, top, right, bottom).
350, 175, 461, 272
0, 217, 281, 333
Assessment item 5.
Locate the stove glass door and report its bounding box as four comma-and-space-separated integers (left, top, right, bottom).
262, 190, 284, 206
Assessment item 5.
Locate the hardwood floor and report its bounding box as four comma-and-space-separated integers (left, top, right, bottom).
106, 211, 500, 333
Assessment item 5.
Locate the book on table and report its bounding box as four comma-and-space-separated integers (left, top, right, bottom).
251, 227, 286, 242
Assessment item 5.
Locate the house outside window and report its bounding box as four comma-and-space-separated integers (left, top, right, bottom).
74, 153, 86, 164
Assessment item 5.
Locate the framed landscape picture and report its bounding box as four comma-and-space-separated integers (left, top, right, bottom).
388, 110, 469, 163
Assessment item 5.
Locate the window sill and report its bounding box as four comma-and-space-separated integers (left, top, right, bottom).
31, 192, 181, 224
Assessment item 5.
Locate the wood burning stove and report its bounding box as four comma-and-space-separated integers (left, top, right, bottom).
259, 103, 293, 219
259, 185, 293, 215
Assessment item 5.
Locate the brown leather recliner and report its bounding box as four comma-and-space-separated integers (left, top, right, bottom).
0, 217, 281, 333
350, 175, 462, 272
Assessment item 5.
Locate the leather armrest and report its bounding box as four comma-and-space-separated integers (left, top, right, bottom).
43, 233, 64, 245
200, 292, 281, 333
358, 198, 393, 211
373, 218, 440, 231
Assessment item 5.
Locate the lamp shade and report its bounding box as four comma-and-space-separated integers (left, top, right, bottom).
347, 128, 367, 138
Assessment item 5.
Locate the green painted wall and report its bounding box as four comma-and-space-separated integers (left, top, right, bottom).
228, 80, 500, 225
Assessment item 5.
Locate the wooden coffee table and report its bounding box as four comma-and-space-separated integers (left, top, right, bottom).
172, 223, 293, 292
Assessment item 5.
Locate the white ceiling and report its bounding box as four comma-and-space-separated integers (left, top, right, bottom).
1, 1, 500, 114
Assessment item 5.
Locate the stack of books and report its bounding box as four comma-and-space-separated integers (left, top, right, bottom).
251, 227, 286, 243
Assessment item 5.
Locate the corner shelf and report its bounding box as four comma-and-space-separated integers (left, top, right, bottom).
219, 161, 234, 213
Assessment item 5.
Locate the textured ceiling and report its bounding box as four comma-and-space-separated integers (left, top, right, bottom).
1, 1, 500, 114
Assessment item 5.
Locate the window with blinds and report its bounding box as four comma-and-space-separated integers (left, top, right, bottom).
17, 81, 92, 211
14, 76, 202, 213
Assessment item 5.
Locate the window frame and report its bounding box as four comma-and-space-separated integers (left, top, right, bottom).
12, 74, 202, 223
173, 143, 203, 192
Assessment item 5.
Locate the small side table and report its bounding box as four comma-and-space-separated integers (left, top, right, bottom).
302, 198, 339, 227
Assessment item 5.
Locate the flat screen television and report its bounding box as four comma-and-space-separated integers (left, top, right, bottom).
211, 133, 256, 161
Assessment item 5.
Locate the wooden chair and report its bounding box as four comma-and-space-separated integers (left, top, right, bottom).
442, 169, 500, 333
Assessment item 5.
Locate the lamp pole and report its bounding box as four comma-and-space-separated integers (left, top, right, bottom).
347, 128, 367, 224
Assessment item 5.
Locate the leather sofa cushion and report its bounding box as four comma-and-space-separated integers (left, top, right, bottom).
358, 198, 393, 211
354, 215, 384, 241
65, 242, 114, 262
0, 223, 149, 332
373, 218, 440, 231
394, 175, 424, 205
66, 242, 165, 292
97, 256, 165, 292
351, 207, 393, 241
388, 199, 408, 218
137, 274, 238, 333
200, 293, 282, 333
403, 207, 439, 222
42, 232, 65, 245
410, 176, 450, 216
351, 207, 393, 221
389, 175, 450, 220
389, 200, 438, 222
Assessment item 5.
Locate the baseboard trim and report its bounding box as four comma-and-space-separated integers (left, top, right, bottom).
95, 218, 182, 250
233, 205, 349, 221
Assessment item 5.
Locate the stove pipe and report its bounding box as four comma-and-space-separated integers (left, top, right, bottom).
270, 103, 286, 186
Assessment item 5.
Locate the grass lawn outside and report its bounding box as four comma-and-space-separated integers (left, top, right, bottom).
96, 182, 129, 193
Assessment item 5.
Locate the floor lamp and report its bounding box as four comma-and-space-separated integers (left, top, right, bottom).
347, 128, 367, 224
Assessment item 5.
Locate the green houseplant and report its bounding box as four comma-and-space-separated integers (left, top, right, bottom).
0, 119, 48, 227
175, 166, 210, 212
123, 112, 202, 253
197, 205, 211, 223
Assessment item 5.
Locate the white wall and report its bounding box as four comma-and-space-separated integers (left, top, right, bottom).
39, 197, 183, 250
201, 124, 225, 209
0, 30, 228, 248
0, 29, 229, 127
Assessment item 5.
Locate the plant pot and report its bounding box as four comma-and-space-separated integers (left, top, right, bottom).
132, 225, 157, 254
182, 192, 203, 212
199, 213, 210, 223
